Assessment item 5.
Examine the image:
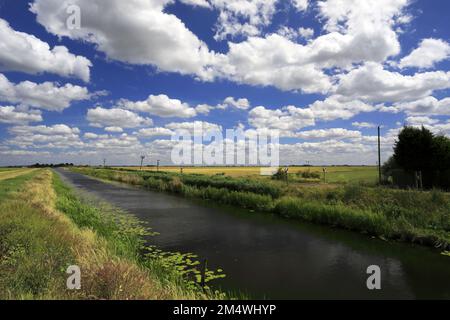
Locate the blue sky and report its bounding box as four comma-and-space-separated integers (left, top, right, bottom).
0, 0, 449, 166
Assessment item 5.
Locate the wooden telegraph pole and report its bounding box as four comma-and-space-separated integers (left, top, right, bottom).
140, 155, 145, 171
378, 126, 382, 184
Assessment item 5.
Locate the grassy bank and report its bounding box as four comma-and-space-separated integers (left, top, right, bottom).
72, 167, 450, 251
0, 169, 224, 299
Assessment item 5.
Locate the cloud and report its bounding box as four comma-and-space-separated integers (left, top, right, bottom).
292, 0, 309, 12
120, 95, 252, 117
399, 38, 450, 69
405, 116, 439, 126
84, 132, 107, 140
28, 0, 415, 95
136, 127, 174, 137
179, 0, 211, 8
317, 0, 409, 34
120, 94, 198, 118
215, 0, 409, 93
7, 124, 82, 149
30, 0, 218, 80
87, 107, 153, 128
211, 0, 278, 40
84, 133, 143, 151
295, 128, 362, 140
298, 27, 314, 39
104, 126, 124, 133
388, 96, 450, 116
276, 26, 314, 41
195, 104, 214, 115
336, 62, 450, 103
0, 73, 91, 111
308, 95, 374, 121
0, 18, 91, 82
352, 122, 377, 129
0, 106, 42, 124
165, 121, 222, 133
219, 97, 250, 110
216, 34, 333, 93
248, 105, 315, 133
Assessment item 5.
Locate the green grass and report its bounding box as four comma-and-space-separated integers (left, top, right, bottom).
0, 170, 39, 200
325, 168, 378, 184
0, 171, 77, 299
0, 170, 226, 299
72, 167, 450, 251
53, 176, 147, 260
53, 172, 228, 298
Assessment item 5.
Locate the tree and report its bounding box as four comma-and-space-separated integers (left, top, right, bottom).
381, 156, 399, 177
393, 126, 434, 172
391, 126, 450, 190
431, 135, 450, 171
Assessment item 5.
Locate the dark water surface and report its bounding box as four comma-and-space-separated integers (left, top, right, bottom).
55, 169, 450, 299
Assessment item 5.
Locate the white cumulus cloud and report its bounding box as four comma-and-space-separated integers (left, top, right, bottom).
0, 18, 91, 82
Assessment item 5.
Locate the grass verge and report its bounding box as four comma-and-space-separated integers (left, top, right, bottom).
0, 169, 224, 299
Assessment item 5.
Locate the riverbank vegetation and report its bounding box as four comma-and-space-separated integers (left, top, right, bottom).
71, 167, 450, 251
0, 169, 224, 299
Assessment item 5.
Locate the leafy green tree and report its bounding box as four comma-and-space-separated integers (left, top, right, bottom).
393, 126, 434, 172
391, 126, 450, 189
431, 135, 450, 171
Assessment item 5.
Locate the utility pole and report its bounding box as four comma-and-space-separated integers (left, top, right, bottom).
156, 160, 160, 172
140, 155, 145, 171
378, 126, 382, 184
103, 158, 106, 168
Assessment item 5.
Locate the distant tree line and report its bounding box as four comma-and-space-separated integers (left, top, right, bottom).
383, 126, 450, 190
29, 163, 75, 168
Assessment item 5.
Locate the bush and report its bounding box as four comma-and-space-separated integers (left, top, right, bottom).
272, 168, 288, 181
298, 171, 321, 179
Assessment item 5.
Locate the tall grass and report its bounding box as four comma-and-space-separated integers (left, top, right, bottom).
53, 173, 227, 299
0, 170, 224, 299
275, 197, 390, 235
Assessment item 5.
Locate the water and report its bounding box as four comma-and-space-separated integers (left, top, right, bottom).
55, 169, 450, 299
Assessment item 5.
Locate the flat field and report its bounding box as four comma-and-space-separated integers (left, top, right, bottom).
114, 166, 378, 184
0, 168, 36, 182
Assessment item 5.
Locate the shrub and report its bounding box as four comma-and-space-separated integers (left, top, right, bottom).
272, 168, 288, 181
298, 171, 321, 179
168, 177, 184, 194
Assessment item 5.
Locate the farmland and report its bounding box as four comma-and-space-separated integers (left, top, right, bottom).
115, 166, 378, 184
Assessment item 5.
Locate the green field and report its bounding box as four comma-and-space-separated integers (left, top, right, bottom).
115, 166, 378, 184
